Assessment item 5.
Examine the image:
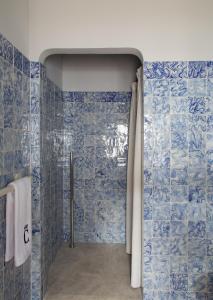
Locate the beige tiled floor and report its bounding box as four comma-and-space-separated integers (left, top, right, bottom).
45, 243, 141, 300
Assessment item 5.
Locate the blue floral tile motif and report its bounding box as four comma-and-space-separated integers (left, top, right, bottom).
2, 37, 13, 64
188, 256, 206, 273
170, 79, 188, 96
207, 61, 213, 78
189, 186, 206, 203
170, 237, 187, 255
188, 61, 207, 78
189, 79, 207, 97
171, 185, 188, 202
144, 186, 152, 220
171, 115, 188, 150
170, 291, 188, 299
152, 186, 170, 204
207, 273, 213, 293
170, 274, 188, 291
171, 97, 189, 113
189, 239, 207, 256
153, 272, 170, 290
188, 221, 206, 238
153, 204, 170, 220
153, 221, 170, 237
189, 274, 207, 292
152, 96, 170, 113
14, 47, 22, 71
144, 239, 152, 256
171, 203, 187, 220
171, 167, 188, 185
152, 79, 170, 97
171, 221, 187, 237
165, 61, 188, 78
30, 62, 40, 78
188, 203, 206, 221
23, 55, 30, 77
144, 62, 168, 79
189, 97, 206, 114
170, 256, 188, 273
152, 256, 169, 273
153, 167, 170, 185
152, 238, 170, 255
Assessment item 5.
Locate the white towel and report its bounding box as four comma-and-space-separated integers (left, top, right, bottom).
5, 177, 32, 266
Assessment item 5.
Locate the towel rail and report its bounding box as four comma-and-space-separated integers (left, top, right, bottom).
0, 186, 14, 198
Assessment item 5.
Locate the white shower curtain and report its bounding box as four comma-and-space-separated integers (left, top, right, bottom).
126, 67, 143, 288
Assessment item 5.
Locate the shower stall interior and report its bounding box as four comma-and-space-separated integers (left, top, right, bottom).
31, 54, 141, 299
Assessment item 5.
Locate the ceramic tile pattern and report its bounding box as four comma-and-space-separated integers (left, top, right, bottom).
0, 32, 31, 300
30, 62, 64, 300
63, 91, 131, 243
144, 61, 213, 299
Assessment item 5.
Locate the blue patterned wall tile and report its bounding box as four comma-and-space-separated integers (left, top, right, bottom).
188, 256, 206, 273
188, 203, 206, 221
171, 115, 188, 150
152, 96, 170, 113
23, 55, 30, 77
2, 37, 13, 64
171, 167, 188, 185
189, 97, 206, 114
171, 97, 189, 113
207, 222, 213, 239
170, 274, 188, 291
153, 167, 170, 185
189, 239, 207, 256
144, 187, 152, 220
152, 205, 170, 220
170, 79, 188, 97
189, 168, 206, 186
189, 274, 207, 292
170, 237, 187, 256
152, 79, 170, 97
152, 186, 170, 204
144, 62, 168, 79
171, 185, 188, 202
30, 62, 40, 79
189, 186, 206, 203
189, 79, 207, 97
189, 62, 207, 79
153, 221, 170, 237
14, 47, 23, 72
207, 61, 213, 78
165, 61, 188, 78
170, 291, 189, 300
170, 256, 188, 273
152, 238, 170, 255
189, 221, 206, 238
171, 203, 188, 220
153, 273, 170, 290
144, 256, 152, 273
208, 79, 213, 99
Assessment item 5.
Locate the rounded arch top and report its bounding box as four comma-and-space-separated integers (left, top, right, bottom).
39, 48, 144, 65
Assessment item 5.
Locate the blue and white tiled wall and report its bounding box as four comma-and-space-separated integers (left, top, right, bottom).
0, 33, 31, 300
30, 62, 64, 299
63, 92, 131, 243
143, 61, 213, 299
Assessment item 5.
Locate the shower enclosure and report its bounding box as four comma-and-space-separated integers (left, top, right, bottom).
30, 54, 142, 299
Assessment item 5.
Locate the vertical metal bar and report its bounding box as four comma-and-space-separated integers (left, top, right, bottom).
69, 151, 75, 248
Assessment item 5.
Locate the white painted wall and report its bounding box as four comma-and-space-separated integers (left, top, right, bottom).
62, 55, 141, 91
0, 0, 29, 56
45, 55, 63, 88
29, 0, 213, 62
